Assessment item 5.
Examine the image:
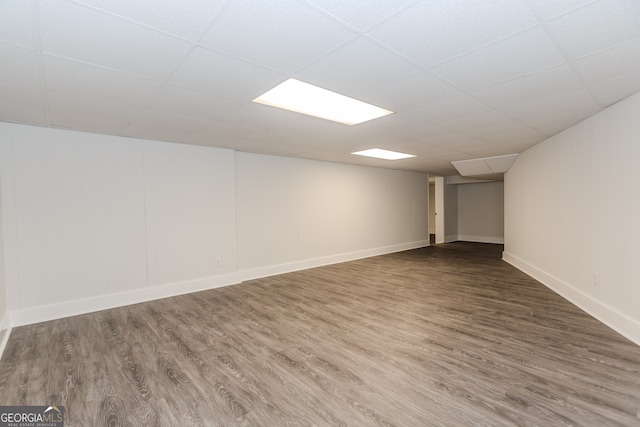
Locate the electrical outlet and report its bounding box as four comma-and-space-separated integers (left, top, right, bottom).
593, 273, 600, 288
215, 257, 221, 267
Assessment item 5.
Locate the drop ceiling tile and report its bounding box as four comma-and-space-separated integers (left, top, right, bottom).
183, 120, 259, 146
451, 158, 493, 176
0, 80, 46, 125
241, 128, 327, 152
466, 145, 516, 158
360, 72, 462, 113
472, 64, 584, 108
75, 0, 226, 41
38, 0, 193, 81
392, 124, 452, 144
439, 110, 548, 144
295, 37, 420, 96
121, 123, 194, 143
439, 110, 521, 132
505, 88, 596, 114
426, 132, 488, 149
516, 105, 600, 135
368, 0, 539, 67
169, 47, 286, 101
183, 134, 248, 150
47, 91, 142, 134
149, 85, 243, 120
411, 144, 466, 159
493, 138, 543, 153
406, 95, 493, 123
219, 102, 309, 130
272, 115, 355, 144
301, 0, 416, 32
223, 136, 309, 157
548, 0, 640, 59
430, 26, 565, 91
0, 0, 37, 48
485, 153, 519, 172
198, 0, 356, 73
351, 112, 428, 135
0, 42, 40, 85
588, 74, 640, 104
477, 126, 548, 145
123, 109, 212, 142
573, 39, 640, 85
504, 90, 600, 134
525, 0, 597, 19
43, 55, 162, 105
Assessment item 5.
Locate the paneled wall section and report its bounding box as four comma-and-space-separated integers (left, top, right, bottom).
504, 92, 640, 345
0, 123, 429, 327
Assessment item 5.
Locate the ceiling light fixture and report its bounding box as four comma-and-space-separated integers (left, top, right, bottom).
352, 148, 416, 160
253, 78, 393, 125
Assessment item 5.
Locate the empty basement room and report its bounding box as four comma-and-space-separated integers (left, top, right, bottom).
1, 0, 640, 425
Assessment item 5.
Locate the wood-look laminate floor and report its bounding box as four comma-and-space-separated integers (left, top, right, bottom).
1, 242, 639, 426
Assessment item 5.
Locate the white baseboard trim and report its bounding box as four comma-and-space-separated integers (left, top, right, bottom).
503, 251, 640, 347
6, 240, 431, 328
9, 273, 241, 328
238, 240, 430, 282
0, 313, 11, 361
458, 235, 504, 244
444, 235, 458, 243
0, 312, 9, 331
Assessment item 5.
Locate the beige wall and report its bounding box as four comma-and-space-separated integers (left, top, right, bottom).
429, 183, 436, 234
458, 182, 504, 244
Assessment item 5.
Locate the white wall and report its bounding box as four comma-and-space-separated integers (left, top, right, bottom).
236, 152, 429, 279
0, 122, 430, 328
0, 123, 238, 325
0, 186, 8, 355
457, 182, 504, 244
504, 92, 640, 345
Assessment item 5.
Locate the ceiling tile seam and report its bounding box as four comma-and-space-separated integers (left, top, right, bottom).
0, 76, 41, 90
471, 99, 555, 138
119, 109, 215, 136
525, 0, 600, 107
32, 0, 51, 126
570, 36, 640, 62
42, 85, 149, 113
40, 52, 165, 84
406, 23, 544, 71
288, 33, 360, 77
294, 0, 368, 33
402, 93, 500, 125
65, 0, 204, 45
87, 2, 243, 138
525, 0, 602, 20
361, 25, 567, 108
357, 68, 467, 110
63, 1, 291, 85
291, 45, 429, 100
465, 63, 571, 95
192, 0, 236, 44
0, 38, 40, 53
295, 0, 422, 34
162, 80, 263, 104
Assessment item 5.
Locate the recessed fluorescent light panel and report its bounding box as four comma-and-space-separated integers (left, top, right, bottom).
352, 148, 416, 160
253, 78, 393, 125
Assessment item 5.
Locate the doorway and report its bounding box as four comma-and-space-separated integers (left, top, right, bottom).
429, 176, 445, 244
